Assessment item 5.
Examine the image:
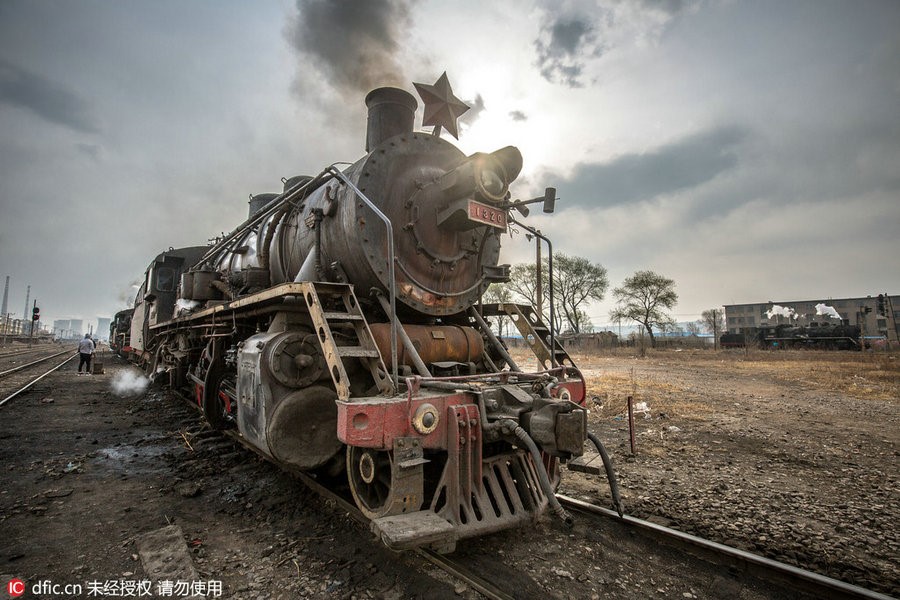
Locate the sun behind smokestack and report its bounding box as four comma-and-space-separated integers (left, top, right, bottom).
365, 87, 417, 152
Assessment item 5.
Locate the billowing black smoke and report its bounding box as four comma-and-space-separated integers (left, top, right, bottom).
286, 0, 413, 96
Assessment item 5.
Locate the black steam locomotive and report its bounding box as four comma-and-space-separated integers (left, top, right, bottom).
721, 323, 862, 350
125, 81, 613, 552
109, 308, 134, 356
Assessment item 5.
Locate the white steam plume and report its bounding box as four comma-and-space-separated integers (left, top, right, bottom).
766, 305, 797, 319
815, 303, 842, 319
175, 299, 201, 316
111, 369, 150, 397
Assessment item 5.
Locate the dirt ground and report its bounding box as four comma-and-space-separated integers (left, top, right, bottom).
1, 347, 897, 599
0, 356, 464, 600
547, 347, 900, 596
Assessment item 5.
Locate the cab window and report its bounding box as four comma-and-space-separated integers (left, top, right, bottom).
156, 267, 176, 292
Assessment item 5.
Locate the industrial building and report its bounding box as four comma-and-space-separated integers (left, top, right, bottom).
724, 294, 898, 340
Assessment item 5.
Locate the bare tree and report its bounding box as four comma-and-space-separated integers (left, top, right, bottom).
506, 262, 545, 310
552, 253, 608, 334
609, 270, 678, 348
701, 308, 725, 336
482, 283, 513, 337
686, 321, 702, 335
506, 254, 607, 334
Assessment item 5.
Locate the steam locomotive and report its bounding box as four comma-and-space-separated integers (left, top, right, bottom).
125, 83, 610, 552
721, 323, 862, 350
109, 308, 134, 356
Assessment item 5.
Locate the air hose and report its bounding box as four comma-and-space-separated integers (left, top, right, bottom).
500, 420, 573, 526
587, 431, 624, 517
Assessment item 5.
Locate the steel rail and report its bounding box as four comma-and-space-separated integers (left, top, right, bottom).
0, 353, 77, 407
290, 469, 513, 600
556, 494, 894, 600
0, 346, 54, 359
0, 349, 73, 379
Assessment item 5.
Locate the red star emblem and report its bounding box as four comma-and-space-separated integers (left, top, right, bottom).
413, 72, 470, 139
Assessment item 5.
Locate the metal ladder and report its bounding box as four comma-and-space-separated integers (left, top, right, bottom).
478, 303, 573, 370
301, 282, 393, 400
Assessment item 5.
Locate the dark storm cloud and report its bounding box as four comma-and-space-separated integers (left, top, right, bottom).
548, 125, 746, 208
509, 110, 527, 122
287, 0, 412, 95
534, 17, 597, 87
0, 59, 99, 133
534, 1, 694, 87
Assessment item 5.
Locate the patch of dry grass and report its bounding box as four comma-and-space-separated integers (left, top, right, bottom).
506, 345, 900, 419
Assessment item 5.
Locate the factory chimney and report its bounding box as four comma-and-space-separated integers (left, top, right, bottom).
1, 276, 8, 318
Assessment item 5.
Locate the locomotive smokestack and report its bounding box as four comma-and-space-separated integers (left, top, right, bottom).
365, 87, 417, 152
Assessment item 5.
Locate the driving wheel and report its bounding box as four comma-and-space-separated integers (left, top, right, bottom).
347, 446, 394, 519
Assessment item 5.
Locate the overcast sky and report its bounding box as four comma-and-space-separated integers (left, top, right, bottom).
1, 0, 898, 332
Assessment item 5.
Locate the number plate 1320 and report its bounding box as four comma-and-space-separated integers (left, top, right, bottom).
467, 200, 507, 230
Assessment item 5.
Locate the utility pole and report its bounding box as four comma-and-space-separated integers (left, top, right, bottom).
29, 300, 36, 346
23, 285, 30, 336
713, 309, 718, 351
883, 293, 899, 349
534, 229, 542, 321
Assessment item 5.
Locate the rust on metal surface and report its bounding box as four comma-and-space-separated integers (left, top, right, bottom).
467, 199, 507, 230
369, 323, 483, 366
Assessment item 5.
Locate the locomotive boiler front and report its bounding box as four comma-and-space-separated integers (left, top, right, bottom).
211, 87, 522, 317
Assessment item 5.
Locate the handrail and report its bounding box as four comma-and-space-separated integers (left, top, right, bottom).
198, 168, 335, 267
326, 165, 399, 389
509, 217, 556, 367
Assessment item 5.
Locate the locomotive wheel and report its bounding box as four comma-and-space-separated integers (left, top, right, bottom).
347, 446, 394, 519
202, 358, 234, 430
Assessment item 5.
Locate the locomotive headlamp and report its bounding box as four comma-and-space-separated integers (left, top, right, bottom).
473, 146, 523, 204
476, 164, 507, 201
428, 145, 525, 231
475, 156, 509, 202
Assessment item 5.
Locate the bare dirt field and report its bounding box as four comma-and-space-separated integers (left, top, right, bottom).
541, 346, 900, 596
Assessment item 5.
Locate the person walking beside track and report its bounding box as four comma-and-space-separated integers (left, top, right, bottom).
77, 333, 95, 375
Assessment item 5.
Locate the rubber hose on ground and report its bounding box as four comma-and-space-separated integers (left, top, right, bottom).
588, 431, 625, 517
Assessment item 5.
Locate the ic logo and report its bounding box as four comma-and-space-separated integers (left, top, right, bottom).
6, 578, 25, 597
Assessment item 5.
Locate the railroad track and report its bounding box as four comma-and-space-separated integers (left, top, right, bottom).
0, 348, 73, 379
0, 345, 61, 365
0, 343, 55, 355
0, 351, 77, 407
556, 494, 893, 600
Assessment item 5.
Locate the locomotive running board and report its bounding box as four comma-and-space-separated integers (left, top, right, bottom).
370, 511, 457, 552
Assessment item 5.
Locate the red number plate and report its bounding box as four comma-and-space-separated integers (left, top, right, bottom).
467, 200, 508, 230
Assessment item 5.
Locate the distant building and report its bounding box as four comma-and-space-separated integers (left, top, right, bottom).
558, 331, 619, 349
53, 319, 70, 337
724, 295, 899, 339
69, 319, 83, 337
97, 317, 111, 340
